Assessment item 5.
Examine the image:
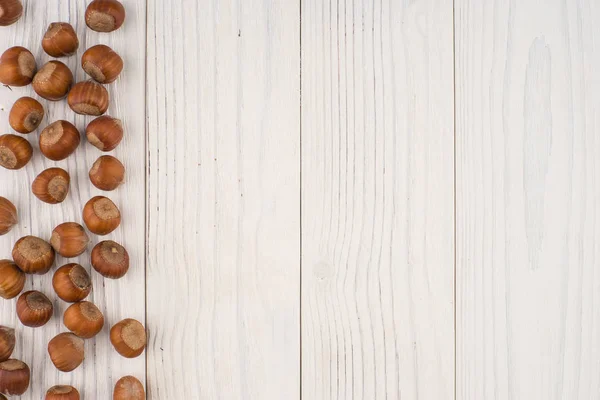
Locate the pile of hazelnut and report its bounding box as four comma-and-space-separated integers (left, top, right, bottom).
0, 0, 145, 399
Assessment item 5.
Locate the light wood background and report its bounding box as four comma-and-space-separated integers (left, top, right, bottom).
0, 0, 598, 399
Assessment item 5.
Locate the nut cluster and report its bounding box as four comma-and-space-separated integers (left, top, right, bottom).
0, 2, 146, 397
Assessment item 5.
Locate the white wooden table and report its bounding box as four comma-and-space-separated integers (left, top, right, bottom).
0, 0, 598, 399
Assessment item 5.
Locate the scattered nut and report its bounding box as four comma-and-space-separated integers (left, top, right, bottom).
89, 155, 125, 191
9, 96, 44, 134
52, 264, 92, 303
82, 44, 123, 83
0, 260, 24, 299
67, 80, 109, 116
83, 196, 121, 235
91, 240, 129, 279
33, 60, 73, 101
45, 385, 80, 400
110, 319, 146, 358
42, 22, 79, 57
86, 116, 123, 151
39, 120, 80, 161
0, 359, 30, 395
85, 0, 125, 32
0, 0, 23, 26
0, 134, 33, 170
32, 168, 70, 204
12, 236, 55, 274
64, 301, 104, 338
16, 290, 53, 328
0, 46, 35, 86
0, 326, 15, 362
50, 222, 90, 258
47, 332, 84, 372
113, 376, 145, 400
0, 197, 17, 235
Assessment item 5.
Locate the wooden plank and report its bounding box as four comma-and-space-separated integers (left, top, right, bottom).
145, 1, 300, 398
456, 0, 600, 398
0, 0, 147, 398
301, 0, 455, 398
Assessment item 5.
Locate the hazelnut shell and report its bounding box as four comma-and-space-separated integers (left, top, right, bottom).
0, 46, 35, 86
89, 155, 125, 191
0, 259, 25, 299
50, 222, 90, 258
82, 44, 123, 83
12, 236, 55, 274
63, 301, 104, 338
42, 22, 79, 57
0, 359, 30, 395
110, 319, 146, 358
39, 121, 80, 161
67, 80, 109, 116
0, 197, 17, 235
91, 240, 129, 279
9, 96, 44, 134
32, 167, 70, 204
48, 333, 84, 372
85, 0, 125, 32
52, 264, 92, 303
33, 60, 73, 101
16, 290, 53, 327
83, 196, 121, 235
113, 376, 145, 400
0, 0, 23, 26
0, 326, 15, 362
0, 134, 33, 170
45, 385, 80, 400
86, 115, 123, 151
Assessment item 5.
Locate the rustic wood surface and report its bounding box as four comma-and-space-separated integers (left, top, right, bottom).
0, 0, 598, 399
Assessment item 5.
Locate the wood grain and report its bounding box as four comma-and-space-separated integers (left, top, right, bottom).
0, 0, 147, 398
145, 0, 300, 398
456, 0, 600, 398
301, 0, 455, 398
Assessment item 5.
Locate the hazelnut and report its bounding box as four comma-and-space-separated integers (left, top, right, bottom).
0, 0, 22, 26
110, 319, 146, 358
85, 0, 125, 32
67, 80, 109, 116
82, 45, 123, 84
63, 301, 104, 338
33, 61, 73, 101
16, 290, 53, 327
0, 134, 32, 170
89, 155, 125, 191
86, 116, 123, 151
50, 222, 90, 258
42, 22, 79, 58
113, 376, 145, 400
0, 197, 17, 235
83, 196, 121, 235
0, 260, 24, 299
91, 240, 129, 279
45, 385, 80, 400
9, 97, 44, 134
48, 332, 84, 372
0, 327, 15, 362
32, 168, 70, 204
0, 359, 30, 395
12, 236, 55, 274
52, 264, 91, 303
39, 121, 80, 161
0, 46, 35, 86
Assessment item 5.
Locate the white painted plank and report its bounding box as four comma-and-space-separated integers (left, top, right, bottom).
301, 0, 455, 398
0, 0, 146, 398
456, 1, 600, 398
145, 1, 300, 398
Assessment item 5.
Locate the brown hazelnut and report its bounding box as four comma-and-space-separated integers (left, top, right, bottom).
110, 319, 146, 358
0, 260, 24, 299
33, 61, 73, 101
9, 97, 44, 134
67, 80, 109, 116
12, 236, 55, 274
0, 359, 30, 395
113, 376, 145, 400
42, 22, 79, 58
0, 327, 15, 362
85, 0, 125, 32
0, 197, 17, 235
52, 264, 91, 303
32, 168, 70, 204
45, 385, 80, 400
48, 333, 84, 372
83, 196, 121, 235
89, 155, 124, 191
91, 240, 129, 279
82, 45, 123, 84
16, 290, 53, 327
0, 134, 32, 170
0, 0, 23, 26
86, 116, 123, 151
0, 46, 35, 86
50, 222, 90, 258
39, 121, 80, 161
64, 301, 104, 338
